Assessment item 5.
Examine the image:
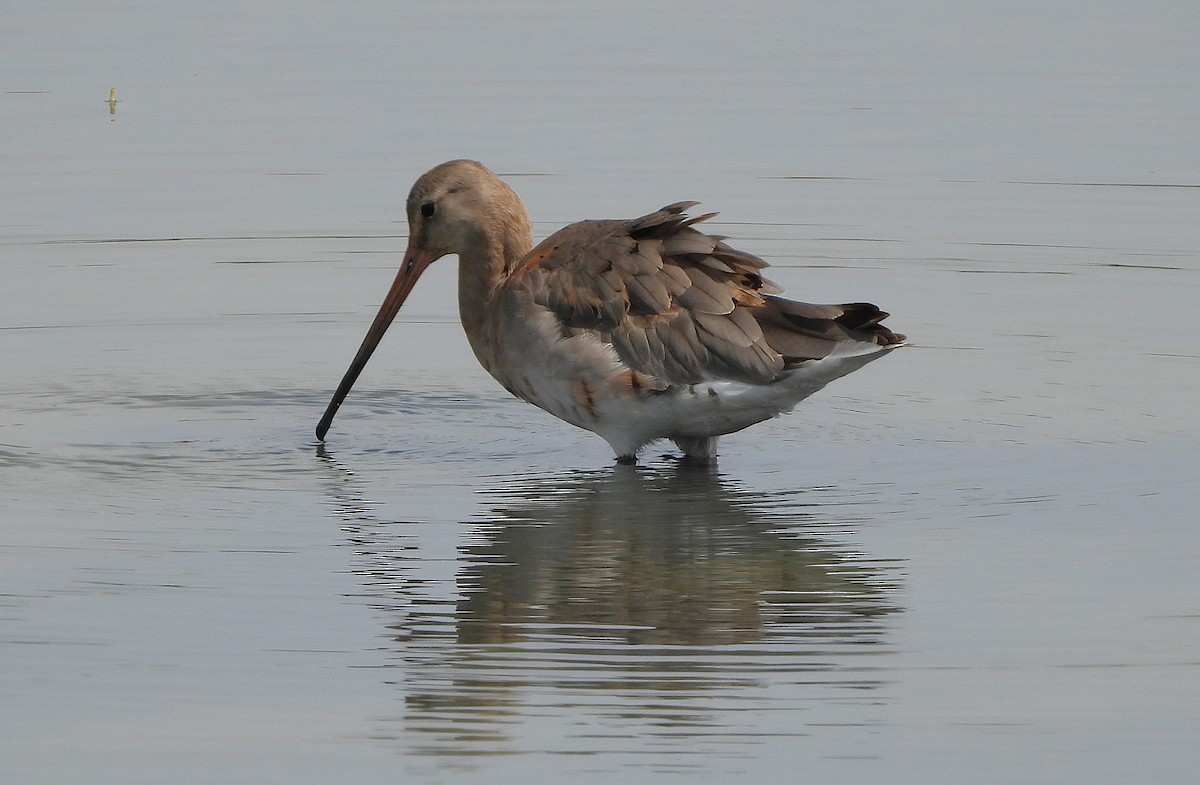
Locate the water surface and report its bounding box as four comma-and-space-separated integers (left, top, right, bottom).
3, 2, 1199, 784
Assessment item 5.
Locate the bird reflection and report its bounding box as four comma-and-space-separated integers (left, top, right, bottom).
456, 465, 897, 647
318, 450, 902, 757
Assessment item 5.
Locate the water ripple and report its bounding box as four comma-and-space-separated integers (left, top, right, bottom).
320, 456, 904, 762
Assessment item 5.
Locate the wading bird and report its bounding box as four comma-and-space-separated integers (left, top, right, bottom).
317, 160, 904, 463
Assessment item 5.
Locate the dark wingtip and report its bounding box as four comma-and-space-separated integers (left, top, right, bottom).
835, 302, 906, 346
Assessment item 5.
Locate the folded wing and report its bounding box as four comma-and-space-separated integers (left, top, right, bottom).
513, 202, 905, 387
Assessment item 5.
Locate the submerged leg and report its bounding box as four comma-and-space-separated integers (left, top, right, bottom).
672, 435, 719, 464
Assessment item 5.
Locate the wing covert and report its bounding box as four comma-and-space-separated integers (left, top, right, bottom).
513, 203, 902, 387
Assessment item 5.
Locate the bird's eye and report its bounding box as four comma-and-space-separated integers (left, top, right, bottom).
420, 202, 436, 218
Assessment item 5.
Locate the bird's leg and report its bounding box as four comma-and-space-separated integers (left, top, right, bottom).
672, 435, 718, 463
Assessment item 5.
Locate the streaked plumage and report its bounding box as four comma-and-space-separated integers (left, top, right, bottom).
317, 160, 905, 462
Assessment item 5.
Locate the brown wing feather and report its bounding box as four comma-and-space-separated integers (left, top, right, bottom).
515, 204, 905, 387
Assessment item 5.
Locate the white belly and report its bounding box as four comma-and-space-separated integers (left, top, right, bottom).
478, 307, 896, 458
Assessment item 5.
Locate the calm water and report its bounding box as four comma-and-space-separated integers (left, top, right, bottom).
4, 2, 1199, 783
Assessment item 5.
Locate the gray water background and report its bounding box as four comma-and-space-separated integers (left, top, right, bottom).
3, 2, 1198, 783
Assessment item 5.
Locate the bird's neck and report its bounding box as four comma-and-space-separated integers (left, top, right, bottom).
457, 205, 534, 340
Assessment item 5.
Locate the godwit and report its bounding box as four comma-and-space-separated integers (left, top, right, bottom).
316, 160, 905, 463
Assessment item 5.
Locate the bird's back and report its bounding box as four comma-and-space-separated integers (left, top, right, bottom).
509, 202, 904, 388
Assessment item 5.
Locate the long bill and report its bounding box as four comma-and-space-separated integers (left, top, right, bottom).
315, 245, 438, 441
